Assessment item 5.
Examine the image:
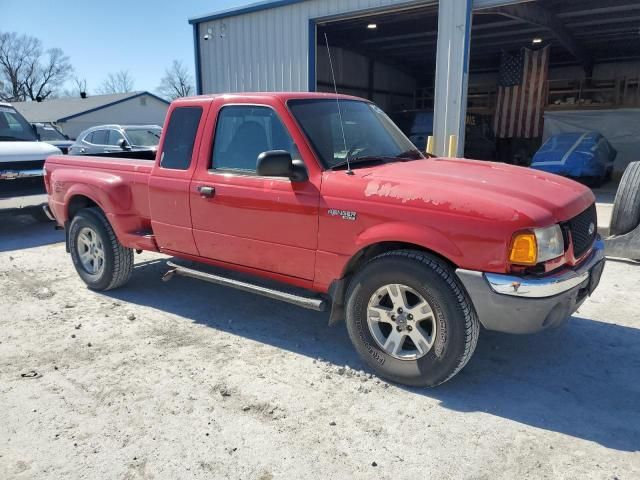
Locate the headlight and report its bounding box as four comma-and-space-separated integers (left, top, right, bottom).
510, 224, 564, 265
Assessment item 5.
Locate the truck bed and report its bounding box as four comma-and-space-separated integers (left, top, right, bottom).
45, 155, 156, 249
46, 154, 154, 173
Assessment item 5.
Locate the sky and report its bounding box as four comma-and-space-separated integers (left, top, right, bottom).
1, 0, 255, 95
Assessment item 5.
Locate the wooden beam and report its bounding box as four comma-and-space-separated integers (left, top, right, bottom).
482, 3, 593, 74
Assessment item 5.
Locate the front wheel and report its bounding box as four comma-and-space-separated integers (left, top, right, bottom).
345, 250, 479, 387
30, 207, 53, 223
68, 207, 133, 291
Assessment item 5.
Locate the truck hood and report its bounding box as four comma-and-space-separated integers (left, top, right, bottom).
0, 141, 61, 162
358, 158, 594, 225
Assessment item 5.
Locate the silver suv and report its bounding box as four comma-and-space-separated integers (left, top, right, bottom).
69, 124, 162, 156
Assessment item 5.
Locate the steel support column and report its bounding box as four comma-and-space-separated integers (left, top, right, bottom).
433, 0, 473, 157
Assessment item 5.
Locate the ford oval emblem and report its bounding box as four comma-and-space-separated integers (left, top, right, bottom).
588, 222, 595, 236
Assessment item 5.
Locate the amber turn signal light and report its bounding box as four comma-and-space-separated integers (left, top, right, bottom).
509, 233, 537, 265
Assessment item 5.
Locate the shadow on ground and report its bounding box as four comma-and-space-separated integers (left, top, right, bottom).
103, 257, 640, 453
0, 215, 63, 252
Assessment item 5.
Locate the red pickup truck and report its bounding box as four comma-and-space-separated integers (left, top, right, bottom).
44, 92, 605, 387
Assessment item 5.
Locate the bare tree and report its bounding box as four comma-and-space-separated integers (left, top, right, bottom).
0, 31, 69, 101
75, 77, 87, 96
60, 77, 88, 98
98, 70, 134, 94
22, 47, 72, 101
157, 60, 194, 100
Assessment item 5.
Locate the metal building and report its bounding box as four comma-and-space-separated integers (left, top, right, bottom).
190, 0, 640, 167
189, 0, 491, 156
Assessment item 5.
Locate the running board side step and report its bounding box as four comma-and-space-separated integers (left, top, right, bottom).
163, 261, 327, 312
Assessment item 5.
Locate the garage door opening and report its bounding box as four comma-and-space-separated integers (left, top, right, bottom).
469, 0, 640, 180
313, 0, 640, 182
312, 3, 511, 161
313, 3, 439, 154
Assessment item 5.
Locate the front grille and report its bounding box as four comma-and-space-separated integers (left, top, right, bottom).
0, 160, 45, 171
567, 204, 597, 258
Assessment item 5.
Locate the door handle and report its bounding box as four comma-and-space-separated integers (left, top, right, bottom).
197, 185, 215, 198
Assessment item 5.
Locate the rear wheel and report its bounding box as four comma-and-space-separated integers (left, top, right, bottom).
69, 207, 133, 290
610, 162, 640, 235
345, 250, 479, 387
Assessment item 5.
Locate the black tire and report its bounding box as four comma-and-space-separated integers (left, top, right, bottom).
605, 167, 613, 182
68, 207, 133, 290
585, 176, 604, 188
610, 162, 640, 235
344, 250, 479, 387
30, 208, 53, 222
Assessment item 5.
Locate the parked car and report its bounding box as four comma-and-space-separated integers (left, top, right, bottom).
32, 122, 74, 153
44, 93, 604, 387
530, 132, 615, 186
390, 110, 496, 160
0, 102, 60, 220
68, 124, 161, 159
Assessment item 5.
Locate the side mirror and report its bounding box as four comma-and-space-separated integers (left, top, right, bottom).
118, 138, 131, 150
32, 124, 40, 141
256, 150, 308, 182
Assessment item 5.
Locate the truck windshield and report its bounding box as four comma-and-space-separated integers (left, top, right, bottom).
35, 124, 67, 141
124, 127, 162, 147
0, 106, 38, 141
288, 99, 424, 169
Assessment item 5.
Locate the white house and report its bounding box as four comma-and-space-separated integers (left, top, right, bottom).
13, 91, 170, 139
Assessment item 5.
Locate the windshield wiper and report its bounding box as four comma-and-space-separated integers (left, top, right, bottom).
397, 149, 432, 159
329, 155, 398, 171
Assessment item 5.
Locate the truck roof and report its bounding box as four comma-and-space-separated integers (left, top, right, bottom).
173, 91, 366, 105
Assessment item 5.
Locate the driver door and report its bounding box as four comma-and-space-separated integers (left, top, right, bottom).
190, 103, 320, 280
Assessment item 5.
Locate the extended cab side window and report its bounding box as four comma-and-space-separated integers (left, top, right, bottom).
160, 106, 203, 170
211, 105, 300, 173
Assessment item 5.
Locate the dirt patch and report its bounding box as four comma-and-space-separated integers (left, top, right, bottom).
1, 217, 639, 479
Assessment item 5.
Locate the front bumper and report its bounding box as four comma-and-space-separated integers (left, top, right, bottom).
456, 238, 605, 334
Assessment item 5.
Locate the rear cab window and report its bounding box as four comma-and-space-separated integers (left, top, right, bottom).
160, 107, 203, 170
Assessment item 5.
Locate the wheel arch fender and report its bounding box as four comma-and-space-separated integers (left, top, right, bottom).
62, 174, 132, 250
352, 221, 464, 269
64, 185, 106, 222
327, 222, 464, 325
62, 171, 132, 220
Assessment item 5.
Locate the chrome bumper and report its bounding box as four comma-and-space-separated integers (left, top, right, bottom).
484, 238, 605, 298
456, 238, 606, 334
0, 168, 44, 180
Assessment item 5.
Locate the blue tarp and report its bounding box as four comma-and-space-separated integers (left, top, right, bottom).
531, 132, 616, 179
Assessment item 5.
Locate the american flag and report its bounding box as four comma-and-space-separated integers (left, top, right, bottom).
493, 46, 550, 138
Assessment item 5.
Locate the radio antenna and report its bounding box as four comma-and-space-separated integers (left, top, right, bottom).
324, 32, 352, 175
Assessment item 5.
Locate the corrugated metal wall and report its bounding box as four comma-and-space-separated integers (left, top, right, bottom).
195, 0, 524, 94
197, 0, 437, 93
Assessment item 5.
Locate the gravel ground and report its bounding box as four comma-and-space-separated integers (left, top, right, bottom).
1, 215, 639, 480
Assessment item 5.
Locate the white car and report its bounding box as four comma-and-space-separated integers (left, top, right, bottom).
0, 102, 61, 220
